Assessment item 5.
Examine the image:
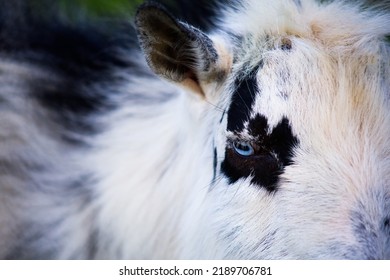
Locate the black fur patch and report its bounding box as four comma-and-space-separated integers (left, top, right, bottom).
221, 114, 298, 191
0, 2, 141, 145
226, 66, 261, 132
249, 115, 298, 167
0, 0, 219, 146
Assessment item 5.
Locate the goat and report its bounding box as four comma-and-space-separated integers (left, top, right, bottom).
0, 0, 389, 259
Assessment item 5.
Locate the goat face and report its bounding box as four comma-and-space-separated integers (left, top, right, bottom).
135, 0, 390, 259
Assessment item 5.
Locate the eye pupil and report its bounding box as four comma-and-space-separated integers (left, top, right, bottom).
233, 141, 254, 156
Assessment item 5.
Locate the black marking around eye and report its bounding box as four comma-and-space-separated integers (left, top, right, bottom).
221, 149, 281, 191
221, 114, 298, 192
249, 114, 298, 167
226, 65, 261, 132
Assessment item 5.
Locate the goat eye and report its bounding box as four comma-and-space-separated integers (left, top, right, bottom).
233, 141, 254, 156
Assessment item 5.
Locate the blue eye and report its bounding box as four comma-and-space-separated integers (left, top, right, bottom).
233, 141, 254, 156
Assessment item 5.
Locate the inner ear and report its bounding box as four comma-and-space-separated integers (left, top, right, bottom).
136, 5, 192, 82
135, 2, 219, 94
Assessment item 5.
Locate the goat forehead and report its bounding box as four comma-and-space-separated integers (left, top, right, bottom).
219, 35, 390, 195
233, 40, 388, 130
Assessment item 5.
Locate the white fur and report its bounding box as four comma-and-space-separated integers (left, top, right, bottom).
1, 0, 390, 259
88, 0, 390, 259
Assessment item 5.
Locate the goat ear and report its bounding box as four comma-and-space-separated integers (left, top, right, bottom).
135, 2, 227, 97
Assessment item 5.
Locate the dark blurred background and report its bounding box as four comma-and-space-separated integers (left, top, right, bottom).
2, 0, 388, 26
53, 0, 388, 16
10, 0, 217, 31
0, 0, 387, 41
